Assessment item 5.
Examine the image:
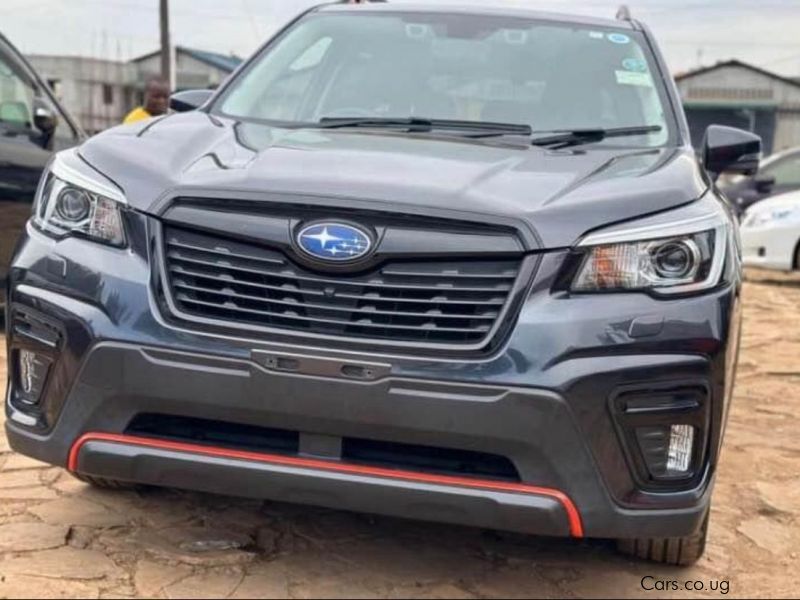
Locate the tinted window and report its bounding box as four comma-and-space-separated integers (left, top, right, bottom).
0, 49, 35, 128
217, 12, 672, 147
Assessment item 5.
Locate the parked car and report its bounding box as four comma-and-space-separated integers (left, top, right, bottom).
719, 145, 800, 214
5, 3, 760, 565
0, 31, 83, 320
741, 189, 800, 270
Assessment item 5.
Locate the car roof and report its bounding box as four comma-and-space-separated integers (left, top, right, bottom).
315, 2, 636, 31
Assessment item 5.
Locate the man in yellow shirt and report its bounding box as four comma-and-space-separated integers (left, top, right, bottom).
123, 78, 170, 124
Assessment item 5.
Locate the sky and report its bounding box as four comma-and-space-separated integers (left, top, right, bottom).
3, 0, 800, 77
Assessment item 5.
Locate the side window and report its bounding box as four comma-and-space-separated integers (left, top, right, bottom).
762, 154, 800, 187
0, 50, 35, 129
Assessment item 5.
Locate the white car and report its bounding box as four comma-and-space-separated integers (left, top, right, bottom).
741, 189, 800, 270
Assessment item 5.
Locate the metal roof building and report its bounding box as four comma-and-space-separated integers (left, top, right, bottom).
131, 45, 243, 91
675, 60, 800, 155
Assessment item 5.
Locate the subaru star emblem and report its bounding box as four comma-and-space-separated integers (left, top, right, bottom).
296, 222, 373, 262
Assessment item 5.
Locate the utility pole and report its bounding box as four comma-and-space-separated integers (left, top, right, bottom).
159, 0, 174, 89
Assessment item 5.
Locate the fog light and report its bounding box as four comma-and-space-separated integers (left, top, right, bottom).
16, 349, 51, 406
635, 424, 696, 480
666, 424, 694, 473
20, 350, 36, 394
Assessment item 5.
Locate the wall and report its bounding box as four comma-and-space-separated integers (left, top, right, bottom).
135, 51, 232, 90
676, 64, 800, 154
28, 56, 139, 133
684, 107, 776, 154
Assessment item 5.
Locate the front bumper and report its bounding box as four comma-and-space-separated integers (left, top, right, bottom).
5, 220, 741, 539
741, 223, 797, 271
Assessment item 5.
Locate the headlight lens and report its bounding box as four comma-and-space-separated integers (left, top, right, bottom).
572, 209, 729, 295
33, 152, 126, 247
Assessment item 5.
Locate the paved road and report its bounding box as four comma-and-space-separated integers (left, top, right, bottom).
1, 270, 798, 599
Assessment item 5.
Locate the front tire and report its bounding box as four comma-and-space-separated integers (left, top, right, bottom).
793, 239, 800, 270
616, 510, 709, 566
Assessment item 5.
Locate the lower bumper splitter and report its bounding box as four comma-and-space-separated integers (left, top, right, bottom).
69, 432, 584, 538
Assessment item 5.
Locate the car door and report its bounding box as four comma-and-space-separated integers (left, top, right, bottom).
0, 34, 82, 300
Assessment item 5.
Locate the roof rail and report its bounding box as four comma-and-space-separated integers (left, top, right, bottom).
616, 5, 632, 21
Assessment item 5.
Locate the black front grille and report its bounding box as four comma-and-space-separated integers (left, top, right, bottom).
161, 226, 522, 345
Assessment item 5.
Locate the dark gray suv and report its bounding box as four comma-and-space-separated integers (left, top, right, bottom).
5, 3, 761, 565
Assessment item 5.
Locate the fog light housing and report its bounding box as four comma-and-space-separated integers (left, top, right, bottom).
612, 383, 709, 490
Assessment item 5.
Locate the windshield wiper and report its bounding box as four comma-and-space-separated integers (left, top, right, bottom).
317, 117, 533, 136
316, 118, 659, 146
530, 125, 663, 149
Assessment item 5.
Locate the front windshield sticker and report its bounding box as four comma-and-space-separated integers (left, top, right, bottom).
615, 70, 654, 87
608, 33, 631, 44
622, 58, 648, 72
503, 30, 528, 45
405, 24, 429, 39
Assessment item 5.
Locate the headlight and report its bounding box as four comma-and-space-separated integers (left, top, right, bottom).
571, 207, 729, 295
33, 150, 126, 247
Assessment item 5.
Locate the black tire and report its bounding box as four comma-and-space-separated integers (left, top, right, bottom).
616, 511, 709, 566
793, 239, 800, 270
71, 472, 138, 490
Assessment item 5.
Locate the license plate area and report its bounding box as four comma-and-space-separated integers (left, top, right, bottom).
252, 349, 391, 381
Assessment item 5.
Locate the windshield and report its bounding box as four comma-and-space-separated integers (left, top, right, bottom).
215, 11, 674, 147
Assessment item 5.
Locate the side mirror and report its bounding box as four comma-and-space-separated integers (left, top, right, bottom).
702, 125, 761, 179
170, 89, 214, 113
33, 97, 58, 134
754, 173, 776, 194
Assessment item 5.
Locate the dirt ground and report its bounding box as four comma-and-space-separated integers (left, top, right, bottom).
0, 269, 798, 599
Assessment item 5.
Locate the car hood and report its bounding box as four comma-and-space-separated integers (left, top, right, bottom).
746, 189, 800, 213
80, 111, 707, 249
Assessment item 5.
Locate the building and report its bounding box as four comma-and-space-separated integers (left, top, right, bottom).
131, 46, 242, 92
27, 56, 139, 134
26, 47, 242, 134
675, 60, 800, 155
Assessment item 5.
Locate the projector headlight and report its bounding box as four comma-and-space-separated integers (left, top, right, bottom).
572, 203, 729, 295
33, 151, 126, 247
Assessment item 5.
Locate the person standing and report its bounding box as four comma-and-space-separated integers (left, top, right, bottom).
123, 78, 170, 124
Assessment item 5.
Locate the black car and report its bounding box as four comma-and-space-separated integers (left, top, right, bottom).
719, 145, 800, 214
0, 32, 83, 317
5, 3, 761, 565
